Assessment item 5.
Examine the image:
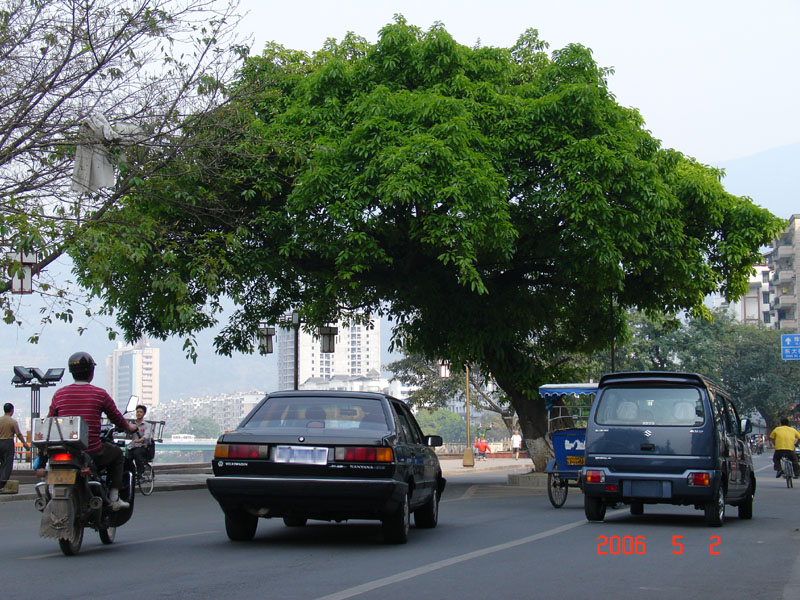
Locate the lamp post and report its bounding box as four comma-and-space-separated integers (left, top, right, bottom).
439, 360, 474, 467
463, 364, 474, 467
11, 366, 64, 464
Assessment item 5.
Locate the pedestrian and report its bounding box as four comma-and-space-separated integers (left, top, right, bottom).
0, 403, 30, 492
511, 429, 523, 460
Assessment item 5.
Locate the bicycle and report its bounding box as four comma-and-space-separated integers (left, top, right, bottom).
780, 455, 795, 488
126, 419, 164, 497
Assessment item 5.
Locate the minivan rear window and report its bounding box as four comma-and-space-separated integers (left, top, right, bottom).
594, 386, 704, 426
242, 396, 391, 434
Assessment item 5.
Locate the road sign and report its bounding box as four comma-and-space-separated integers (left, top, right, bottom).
781, 334, 800, 360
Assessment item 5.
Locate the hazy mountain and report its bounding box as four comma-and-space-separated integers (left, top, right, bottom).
717, 142, 800, 220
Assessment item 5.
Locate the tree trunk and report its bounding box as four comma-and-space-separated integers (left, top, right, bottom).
492, 370, 552, 471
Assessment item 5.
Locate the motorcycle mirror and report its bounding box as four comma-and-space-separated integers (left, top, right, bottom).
125, 394, 140, 414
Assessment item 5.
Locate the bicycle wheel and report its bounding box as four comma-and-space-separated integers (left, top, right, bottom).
138, 463, 155, 496
547, 472, 568, 508
782, 458, 793, 488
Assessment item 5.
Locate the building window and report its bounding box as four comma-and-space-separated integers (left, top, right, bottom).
763, 292, 770, 304
763, 312, 771, 324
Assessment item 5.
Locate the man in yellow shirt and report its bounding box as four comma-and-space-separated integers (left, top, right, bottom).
770, 417, 800, 478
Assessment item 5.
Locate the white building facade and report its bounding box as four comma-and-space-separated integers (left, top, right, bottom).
710, 263, 771, 326
767, 214, 800, 332
105, 339, 160, 412
276, 316, 382, 390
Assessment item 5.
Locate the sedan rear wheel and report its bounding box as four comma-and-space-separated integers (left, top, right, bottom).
283, 516, 308, 527
383, 493, 410, 544
414, 486, 439, 529
225, 511, 258, 541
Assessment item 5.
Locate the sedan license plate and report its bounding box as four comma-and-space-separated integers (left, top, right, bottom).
275, 445, 329, 465
47, 470, 77, 485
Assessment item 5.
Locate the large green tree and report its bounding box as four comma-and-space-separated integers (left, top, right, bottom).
68, 18, 784, 468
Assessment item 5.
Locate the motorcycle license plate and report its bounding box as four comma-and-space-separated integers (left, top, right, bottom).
47, 470, 77, 485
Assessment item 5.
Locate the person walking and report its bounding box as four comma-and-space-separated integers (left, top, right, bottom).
511, 429, 523, 460
0, 403, 30, 492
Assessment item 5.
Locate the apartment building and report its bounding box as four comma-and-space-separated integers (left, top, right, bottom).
105, 338, 160, 412
767, 214, 800, 332
151, 391, 263, 435
275, 316, 382, 390
710, 263, 771, 326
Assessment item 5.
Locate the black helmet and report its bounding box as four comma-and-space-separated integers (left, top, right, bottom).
68, 351, 96, 380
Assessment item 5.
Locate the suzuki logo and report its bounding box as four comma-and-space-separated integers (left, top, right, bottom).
644, 430, 653, 438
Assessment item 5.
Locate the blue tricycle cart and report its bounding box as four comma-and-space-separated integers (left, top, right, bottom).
542, 384, 597, 508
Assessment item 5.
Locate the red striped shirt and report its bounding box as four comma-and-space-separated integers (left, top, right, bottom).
48, 383, 129, 452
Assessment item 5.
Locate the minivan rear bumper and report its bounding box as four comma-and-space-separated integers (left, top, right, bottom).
581, 467, 721, 504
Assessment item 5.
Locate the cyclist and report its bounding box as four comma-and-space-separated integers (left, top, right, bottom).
770, 417, 800, 478
127, 404, 152, 476
48, 352, 137, 510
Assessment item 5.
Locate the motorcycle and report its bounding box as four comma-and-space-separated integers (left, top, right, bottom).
31, 397, 139, 556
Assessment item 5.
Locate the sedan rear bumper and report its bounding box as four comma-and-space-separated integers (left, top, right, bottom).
206, 476, 409, 521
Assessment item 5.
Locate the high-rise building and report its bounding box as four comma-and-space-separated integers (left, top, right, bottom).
276, 316, 381, 390
766, 214, 800, 332
710, 263, 771, 326
105, 338, 160, 411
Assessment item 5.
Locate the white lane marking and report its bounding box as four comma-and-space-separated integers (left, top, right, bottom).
314, 518, 591, 600
21, 530, 219, 560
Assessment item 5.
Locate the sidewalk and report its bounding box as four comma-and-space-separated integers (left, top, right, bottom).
1, 458, 533, 503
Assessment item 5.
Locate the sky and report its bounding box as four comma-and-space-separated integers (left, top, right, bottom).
3, 0, 799, 419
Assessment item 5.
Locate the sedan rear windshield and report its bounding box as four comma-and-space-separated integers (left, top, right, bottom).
594, 386, 704, 427
242, 396, 391, 433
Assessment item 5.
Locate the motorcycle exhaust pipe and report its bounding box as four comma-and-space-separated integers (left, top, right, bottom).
34, 497, 47, 511
88, 496, 103, 511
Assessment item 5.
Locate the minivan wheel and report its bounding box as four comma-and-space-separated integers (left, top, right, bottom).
584, 495, 606, 522
738, 482, 754, 520
704, 485, 725, 527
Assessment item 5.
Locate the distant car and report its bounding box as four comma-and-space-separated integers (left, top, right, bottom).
206, 390, 445, 544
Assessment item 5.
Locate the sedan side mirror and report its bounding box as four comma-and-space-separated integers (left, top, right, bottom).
425, 435, 443, 447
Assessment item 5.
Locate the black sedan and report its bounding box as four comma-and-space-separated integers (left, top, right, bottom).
206, 390, 446, 544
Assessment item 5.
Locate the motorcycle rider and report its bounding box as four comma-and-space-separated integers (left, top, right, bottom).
48, 352, 137, 510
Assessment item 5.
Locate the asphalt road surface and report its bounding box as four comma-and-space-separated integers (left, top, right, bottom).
4, 454, 799, 599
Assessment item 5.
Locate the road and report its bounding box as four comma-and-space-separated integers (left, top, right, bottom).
3, 453, 800, 599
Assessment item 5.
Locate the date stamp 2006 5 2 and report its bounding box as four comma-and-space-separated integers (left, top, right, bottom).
597, 535, 722, 556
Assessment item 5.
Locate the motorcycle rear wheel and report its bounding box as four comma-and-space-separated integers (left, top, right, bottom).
99, 525, 116, 544
58, 497, 84, 555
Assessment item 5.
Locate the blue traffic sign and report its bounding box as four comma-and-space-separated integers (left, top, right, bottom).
781, 334, 800, 360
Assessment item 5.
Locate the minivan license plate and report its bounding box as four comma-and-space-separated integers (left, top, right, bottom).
275, 446, 328, 465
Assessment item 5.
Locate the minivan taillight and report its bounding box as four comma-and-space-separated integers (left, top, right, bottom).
584, 470, 605, 483
688, 472, 710, 486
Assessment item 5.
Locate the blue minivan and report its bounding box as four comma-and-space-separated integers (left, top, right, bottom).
582, 372, 754, 526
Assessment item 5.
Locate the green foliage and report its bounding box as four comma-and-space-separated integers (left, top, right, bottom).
181, 416, 221, 439
413, 408, 467, 443
66, 17, 784, 454
584, 309, 800, 429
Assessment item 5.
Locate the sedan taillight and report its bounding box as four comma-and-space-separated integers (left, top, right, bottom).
334, 447, 393, 462
214, 444, 266, 459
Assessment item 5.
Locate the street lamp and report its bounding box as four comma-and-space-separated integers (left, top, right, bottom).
257, 314, 338, 390
11, 365, 64, 464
